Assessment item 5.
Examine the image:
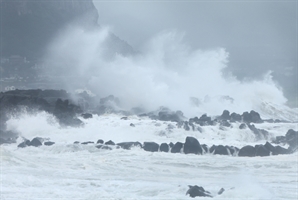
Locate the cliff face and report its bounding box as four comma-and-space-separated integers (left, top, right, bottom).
0, 0, 116, 59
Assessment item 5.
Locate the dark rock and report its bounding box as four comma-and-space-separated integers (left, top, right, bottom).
44, 141, 55, 146
209, 145, 216, 154
275, 146, 289, 155
74, 141, 80, 144
242, 110, 263, 123
158, 110, 184, 122
105, 140, 115, 145
171, 142, 184, 153
255, 144, 270, 157
183, 136, 202, 155
272, 136, 286, 144
285, 129, 298, 150
169, 142, 174, 148
220, 110, 230, 121
81, 113, 93, 119
248, 124, 269, 140
213, 145, 229, 155
117, 142, 142, 150
96, 139, 104, 144
230, 112, 241, 122
264, 141, 276, 154
29, 137, 42, 147
18, 140, 31, 148
201, 144, 208, 153
81, 141, 94, 145
96, 145, 112, 150
143, 142, 159, 152
238, 145, 256, 157
186, 185, 212, 198
121, 117, 128, 120
220, 120, 231, 127
130, 123, 135, 127
160, 143, 169, 152
239, 123, 247, 129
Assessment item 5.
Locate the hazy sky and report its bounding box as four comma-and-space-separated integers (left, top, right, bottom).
94, 0, 297, 104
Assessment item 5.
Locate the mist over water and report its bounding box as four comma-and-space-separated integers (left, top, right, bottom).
43, 26, 289, 117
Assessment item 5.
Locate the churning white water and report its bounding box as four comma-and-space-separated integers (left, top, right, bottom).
43, 27, 291, 118
1, 112, 298, 200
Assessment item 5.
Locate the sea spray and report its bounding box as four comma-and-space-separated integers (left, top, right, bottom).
43, 26, 290, 118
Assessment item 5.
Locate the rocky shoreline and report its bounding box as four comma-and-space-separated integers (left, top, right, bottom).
0, 89, 297, 156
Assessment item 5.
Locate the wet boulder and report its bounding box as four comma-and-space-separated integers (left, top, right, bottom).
285, 129, 298, 151
219, 110, 230, 121
97, 139, 104, 144
143, 142, 159, 152
44, 141, 55, 146
171, 142, 184, 153
255, 144, 270, 157
117, 142, 142, 150
183, 136, 202, 155
242, 110, 263, 123
186, 185, 212, 198
160, 143, 169, 152
238, 145, 256, 157
213, 145, 229, 155
230, 112, 241, 122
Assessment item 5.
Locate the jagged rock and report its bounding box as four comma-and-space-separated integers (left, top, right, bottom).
186, 185, 212, 198
17, 140, 31, 148
242, 110, 263, 123
117, 142, 142, 150
81, 113, 93, 119
44, 141, 55, 146
29, 137, 43, 147
183, 136, 202, 155
105, 140, 115, 145
171, 142, 184, 153
238, 145, 256, 157
97, 139, 104, 144
213, 145, 229, 155
160, 143, 169, 152
255, 144, 270, 157
143, 142, 159, 152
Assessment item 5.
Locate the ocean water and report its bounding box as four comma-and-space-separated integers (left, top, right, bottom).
1, 112, 298, 200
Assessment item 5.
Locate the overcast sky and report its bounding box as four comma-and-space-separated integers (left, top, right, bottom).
94, 0, 297, 104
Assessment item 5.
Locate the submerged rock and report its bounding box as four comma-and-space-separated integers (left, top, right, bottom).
186, 185, 212, 198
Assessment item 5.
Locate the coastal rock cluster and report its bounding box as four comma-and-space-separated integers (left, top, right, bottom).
1, 89, 297, 156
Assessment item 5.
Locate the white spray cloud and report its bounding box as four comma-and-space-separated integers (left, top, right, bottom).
43, 26, 289, 118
